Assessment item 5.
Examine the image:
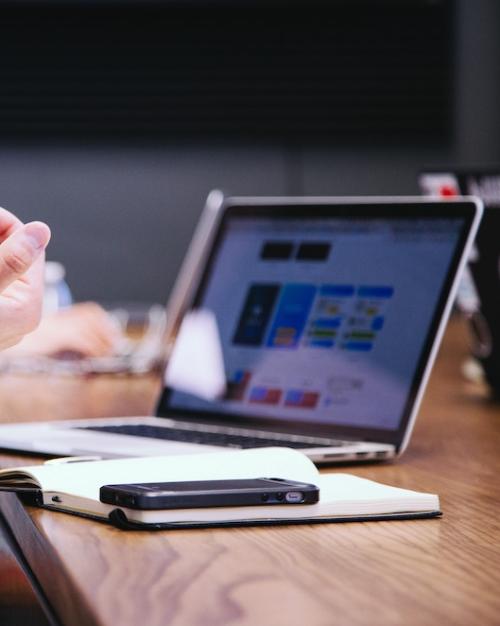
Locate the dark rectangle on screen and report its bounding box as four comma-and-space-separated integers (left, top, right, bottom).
232, 284, 281, 346
296, 242, 331, 261
260, 241, 294, 260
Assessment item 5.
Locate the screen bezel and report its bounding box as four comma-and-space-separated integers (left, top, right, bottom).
157, 197, 478, 448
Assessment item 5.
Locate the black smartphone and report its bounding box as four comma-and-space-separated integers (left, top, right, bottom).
99, 477, 319, 510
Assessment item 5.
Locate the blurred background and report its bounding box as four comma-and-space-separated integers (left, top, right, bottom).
0, 0, 498, 305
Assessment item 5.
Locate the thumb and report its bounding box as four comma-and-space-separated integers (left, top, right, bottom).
0, 221, 51, 292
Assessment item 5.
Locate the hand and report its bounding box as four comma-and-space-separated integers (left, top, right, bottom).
0, 207, 51, 351
6, 302, 124, 358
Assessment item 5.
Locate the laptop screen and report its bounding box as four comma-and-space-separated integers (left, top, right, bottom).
159, 200, 476, 445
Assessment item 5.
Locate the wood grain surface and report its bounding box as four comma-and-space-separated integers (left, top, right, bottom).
1, 316, 500, 626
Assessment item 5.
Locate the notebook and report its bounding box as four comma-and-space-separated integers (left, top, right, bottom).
0, 448, 441, 529
0, 193, 482, 463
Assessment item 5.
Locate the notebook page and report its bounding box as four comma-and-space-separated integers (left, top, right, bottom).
316, 474, 440, 515
9, 447, 319, 501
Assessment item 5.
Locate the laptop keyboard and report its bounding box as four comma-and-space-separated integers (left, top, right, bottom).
80, 424, 345, 449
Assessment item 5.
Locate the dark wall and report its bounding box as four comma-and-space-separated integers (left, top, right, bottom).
0, 1, 453, 143
0, 145, 289, 302
0, 0, 498, 304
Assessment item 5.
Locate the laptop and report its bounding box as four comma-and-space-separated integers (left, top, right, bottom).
419, 167, 500, 393
0, 192, 482, 464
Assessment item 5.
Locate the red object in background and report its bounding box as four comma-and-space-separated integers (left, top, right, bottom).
439, 185, 458, 197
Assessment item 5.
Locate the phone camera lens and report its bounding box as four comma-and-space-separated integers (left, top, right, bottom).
261, 493, 269, 502
276, 492, 284, 501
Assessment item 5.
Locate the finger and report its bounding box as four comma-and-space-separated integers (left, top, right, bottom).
64, 303, 123, 346
61, 330, 113, 358
0, 221, 51, 292
0, 332, 24, 352
85, 309, 123, 344
77, 325, 117, 356
0, 207, 24, 242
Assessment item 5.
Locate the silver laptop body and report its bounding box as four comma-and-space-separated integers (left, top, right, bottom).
0, 192, 482, 464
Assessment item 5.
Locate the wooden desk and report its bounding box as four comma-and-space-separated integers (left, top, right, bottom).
0, 317, 499, 626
